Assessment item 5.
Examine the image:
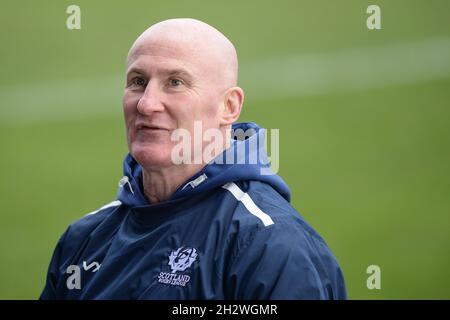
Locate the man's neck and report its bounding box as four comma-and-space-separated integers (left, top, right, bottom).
142, 163, 206, 204
141, 128, 231, 204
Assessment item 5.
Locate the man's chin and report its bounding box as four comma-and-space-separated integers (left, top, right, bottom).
131, 145, 174, 169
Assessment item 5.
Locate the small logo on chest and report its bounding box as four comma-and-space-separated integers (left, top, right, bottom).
158, 247, 198, 287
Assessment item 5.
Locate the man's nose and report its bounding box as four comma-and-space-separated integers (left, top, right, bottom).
136, 81, 165, 115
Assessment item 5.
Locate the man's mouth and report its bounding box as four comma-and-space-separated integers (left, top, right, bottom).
136, 124, 169, 131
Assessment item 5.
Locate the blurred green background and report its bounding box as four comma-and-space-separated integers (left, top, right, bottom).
1, 0, 449, 299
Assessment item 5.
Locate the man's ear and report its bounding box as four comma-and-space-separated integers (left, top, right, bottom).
220, 86, 244, 126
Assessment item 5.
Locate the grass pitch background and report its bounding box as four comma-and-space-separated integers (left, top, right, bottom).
0, 0, 449, 299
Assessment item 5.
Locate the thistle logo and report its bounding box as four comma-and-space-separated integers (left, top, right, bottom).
158, 247, 198, 287
169, 247, 198, 273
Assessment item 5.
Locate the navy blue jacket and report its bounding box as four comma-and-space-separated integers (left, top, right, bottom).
40, 122, 346, 299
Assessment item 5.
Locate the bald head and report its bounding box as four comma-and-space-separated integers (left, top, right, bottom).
127, 18, 239, 88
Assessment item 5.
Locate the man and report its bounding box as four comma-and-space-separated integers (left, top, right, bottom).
41, 18, 346, 299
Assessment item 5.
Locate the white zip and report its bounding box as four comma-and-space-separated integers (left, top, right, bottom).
182, 173, 208, 190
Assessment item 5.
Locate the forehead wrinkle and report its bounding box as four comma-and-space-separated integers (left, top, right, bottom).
127, 42, 195, 66
126, 54, 196, 81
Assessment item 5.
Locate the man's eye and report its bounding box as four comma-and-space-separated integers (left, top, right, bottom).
132, 77, 147, 86
169, 79, 183, 87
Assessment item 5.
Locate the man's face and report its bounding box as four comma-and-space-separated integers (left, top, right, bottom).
123, 35, 225, 168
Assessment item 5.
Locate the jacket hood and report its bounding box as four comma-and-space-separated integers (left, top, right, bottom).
117, 122, 291, 207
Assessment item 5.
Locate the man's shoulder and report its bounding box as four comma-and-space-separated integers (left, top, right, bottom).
224, 180, 302, 226
223, 180, 324, 244
228, 181, 334, 247
64, 200, 123, 240
49, 200, 124, 262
